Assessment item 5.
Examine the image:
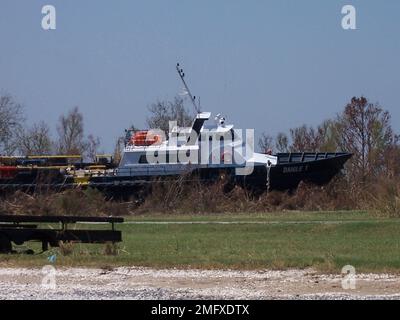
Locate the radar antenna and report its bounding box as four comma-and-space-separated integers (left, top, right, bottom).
176, 63, 201, 114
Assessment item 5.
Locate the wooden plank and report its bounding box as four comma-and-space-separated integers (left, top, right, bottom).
0, 215, 124, 224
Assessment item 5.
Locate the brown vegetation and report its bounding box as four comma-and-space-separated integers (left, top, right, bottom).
0, 188, 129, 217
0, 173, 399, 217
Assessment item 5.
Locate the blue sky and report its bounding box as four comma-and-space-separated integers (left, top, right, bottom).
0, 0, 399, 151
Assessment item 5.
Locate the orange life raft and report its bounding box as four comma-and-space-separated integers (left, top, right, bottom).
130, 131, 162, 146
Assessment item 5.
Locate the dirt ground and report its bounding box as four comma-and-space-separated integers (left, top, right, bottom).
0, 267, 400, 300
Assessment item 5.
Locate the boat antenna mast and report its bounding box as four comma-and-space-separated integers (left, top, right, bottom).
176, 63, 201, 114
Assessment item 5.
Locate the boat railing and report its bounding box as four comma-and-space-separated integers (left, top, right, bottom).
277, 152, 350, 164
115, 165, 172, 177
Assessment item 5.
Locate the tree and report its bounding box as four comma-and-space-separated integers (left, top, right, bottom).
335, 96, 397, 183
113, 136, 125, 165
56, 107, 86, 155
85, 134, 101, 162
382, 138, 400, 178
16, 121, 53, 155
258, 132, 274, 153
315, 119, 340, 152
275, 132, 289, 153
289, 120, 339, 153
0, 93, 24, 155
146, 96, 193, 133
289, 125, 319, 152
56, 107, 101, 161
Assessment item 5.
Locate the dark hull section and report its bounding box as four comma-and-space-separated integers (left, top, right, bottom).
0, 153, 351, 198
269, 152, 352, 191
0, 168, 71, 193
235, 152, 352, 192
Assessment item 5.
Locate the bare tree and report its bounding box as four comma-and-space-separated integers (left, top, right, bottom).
146, 96, 193, 133
288, 120, 339, 153
382, 137, 400, 179
85, 134, 101, 162
335, 96, 396, 183
0, 93, 24, 155
57, 107, 86, 155
289, 125, 319, 152
275, 132, 289, 153
315, 119, 340, 152
258, 132, 274, 153
16, 121, 53, 155
113, 136, 125, 165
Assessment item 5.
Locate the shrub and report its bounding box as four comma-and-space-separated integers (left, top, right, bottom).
1, 174, 399, 217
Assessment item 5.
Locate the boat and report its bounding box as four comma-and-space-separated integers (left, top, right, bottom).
0, 64, 351, 197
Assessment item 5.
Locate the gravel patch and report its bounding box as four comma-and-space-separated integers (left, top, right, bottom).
0, 267, 399, 300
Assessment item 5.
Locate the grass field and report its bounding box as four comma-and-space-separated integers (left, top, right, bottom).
1, 210, 400, 273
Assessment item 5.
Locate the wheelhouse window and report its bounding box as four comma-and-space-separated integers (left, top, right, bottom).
139, 155, 148, 164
